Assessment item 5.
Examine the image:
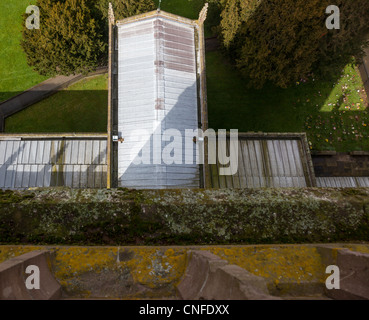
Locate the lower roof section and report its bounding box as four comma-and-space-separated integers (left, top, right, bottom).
0, 134, 107, 190
2, 132, 368, 190
207, 133, 316, 188
316, 177, 369, 188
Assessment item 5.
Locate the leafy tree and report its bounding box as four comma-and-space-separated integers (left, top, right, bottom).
94, 0, 156, 49
96, 0, 156, 21
21, 0, 106, 77
21, 0, 156, 77
316, 1, 369, 77
218, 0, 369, 89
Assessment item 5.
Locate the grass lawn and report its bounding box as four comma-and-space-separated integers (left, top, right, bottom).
5, 74, 108, 133
153, 0, 201, 19
0, 1, 47, 102
206, 51, 369, 152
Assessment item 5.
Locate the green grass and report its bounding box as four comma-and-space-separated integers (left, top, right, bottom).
206, 51, 369, 152
0, 1, 47, 102
5, 74, 108, 133
153, 0, 202, 19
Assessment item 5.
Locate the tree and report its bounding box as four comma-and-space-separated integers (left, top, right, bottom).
316, 1, 369, 77
94, 0, 156, 48
95, 0, 156, 21
21, 0, 156, 77
218, 0, 369, 89
21, 0, 106, 77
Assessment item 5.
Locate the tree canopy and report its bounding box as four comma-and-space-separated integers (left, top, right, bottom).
21, 0, 106, 77
96, 0, 156, 21
219, 0, 369, 88
21, 0, 156, 77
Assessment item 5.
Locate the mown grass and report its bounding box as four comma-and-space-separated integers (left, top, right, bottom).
153, 0, 203, 19
0, 1, 47, 102
207, 51, 368, 152
5, 74, 108, 133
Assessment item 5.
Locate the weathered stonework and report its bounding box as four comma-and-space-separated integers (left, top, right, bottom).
0, 188, 369, 245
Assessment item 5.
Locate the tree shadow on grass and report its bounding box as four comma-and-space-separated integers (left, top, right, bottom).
2, 90, 108, 134
0, 92, 25, 104
207, 0, 369, 152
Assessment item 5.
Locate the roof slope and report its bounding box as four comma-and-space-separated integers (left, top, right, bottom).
116, 13, 201, 189
0, 135, 107, 189
208, 133, 316, 188
316, 177, 369, 188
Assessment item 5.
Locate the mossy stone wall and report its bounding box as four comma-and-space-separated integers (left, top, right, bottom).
1, 188, 369, 245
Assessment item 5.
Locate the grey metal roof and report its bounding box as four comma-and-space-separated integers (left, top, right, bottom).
0, 135, 107, 189
116, 14, 200, 189
208, 134, 315, 188
316, 177, 369, 188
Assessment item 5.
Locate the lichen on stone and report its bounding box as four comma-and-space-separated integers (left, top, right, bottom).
0, 187, 369, 245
